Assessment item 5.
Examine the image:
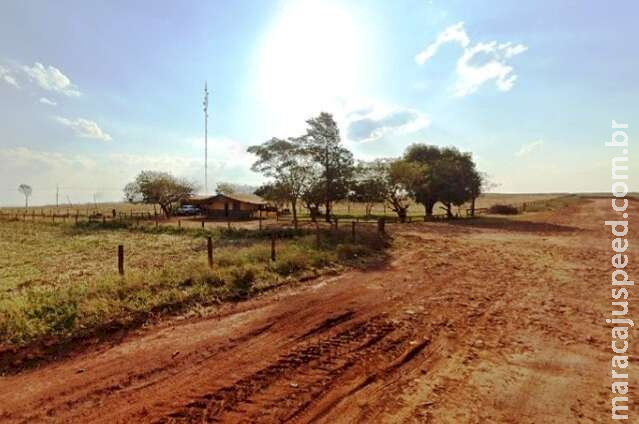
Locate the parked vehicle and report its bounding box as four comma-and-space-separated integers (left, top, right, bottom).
175, 205, 200, 216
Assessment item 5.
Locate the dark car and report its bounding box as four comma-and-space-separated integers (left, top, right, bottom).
176, 205, 200, 216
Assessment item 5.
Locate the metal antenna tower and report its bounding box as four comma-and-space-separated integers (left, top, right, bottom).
203, 82, 209, 194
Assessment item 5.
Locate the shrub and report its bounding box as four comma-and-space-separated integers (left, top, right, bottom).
228, 266, 256, 299
488, 204, 519, 215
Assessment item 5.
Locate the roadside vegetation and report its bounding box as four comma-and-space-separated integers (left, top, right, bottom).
0, 219, 388, 346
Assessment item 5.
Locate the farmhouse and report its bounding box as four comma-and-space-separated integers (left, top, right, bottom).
187, 193, 268, 219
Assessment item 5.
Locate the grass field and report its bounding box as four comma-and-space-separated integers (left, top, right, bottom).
0, 194, 574, 347
0, 219, 387, 346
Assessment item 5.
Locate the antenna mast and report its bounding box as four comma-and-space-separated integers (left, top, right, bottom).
203, 82, 209, 194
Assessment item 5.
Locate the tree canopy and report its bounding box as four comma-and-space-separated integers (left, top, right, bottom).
124, 171, 196, 217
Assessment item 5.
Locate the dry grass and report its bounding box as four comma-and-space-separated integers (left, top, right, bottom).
0, 219, 388, 346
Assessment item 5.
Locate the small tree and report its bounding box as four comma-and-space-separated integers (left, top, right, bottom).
247, 137, 311, 222
352, 161, 387, 216
18, 184, 32, 209
124, 171, 196, 217
254, 182, 289, 209
385, 159, 425, 222
215, 182, 237, 195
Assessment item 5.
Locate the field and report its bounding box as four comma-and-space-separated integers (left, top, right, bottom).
0, 192, 565, 218
1, 195, 636, 423
0, 219, 387, 347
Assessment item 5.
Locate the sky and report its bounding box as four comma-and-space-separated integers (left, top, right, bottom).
0, 0, 637, 206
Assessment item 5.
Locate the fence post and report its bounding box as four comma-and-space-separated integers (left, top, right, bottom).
259, 211, 263, 231
201, 220, 205, 229
334, 218, 339, 229
207, 236, 213, 268
117, 245, 124, 275
271, 233, 276, 261
155, 217, 159, 229
75, 214, 78, 225
52, 214, 55, 223
178, 219, 181, 229
102, 216, 106, 225
351, 221, 356, 241
315, 223, 321, 247
377, 217, 385, 234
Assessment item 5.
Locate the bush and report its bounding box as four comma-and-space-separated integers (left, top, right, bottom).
228, 267, 256, 299
488, 204, 519, 215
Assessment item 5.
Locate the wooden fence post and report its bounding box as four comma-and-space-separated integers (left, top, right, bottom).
178, 219, 181, 229
155, 217, 159, 229
201, 220, 205, 229
118, 245, 124, 275
351, 221, 356, 241
102, 216, 106, 225
207, 236, 213, 268
75, 214, 78, 225
271, 233, 276, 261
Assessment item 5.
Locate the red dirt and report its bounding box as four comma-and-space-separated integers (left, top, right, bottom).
0, 198, 637, 423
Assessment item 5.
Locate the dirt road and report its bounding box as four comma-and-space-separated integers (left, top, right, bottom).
1, 198, 636, 423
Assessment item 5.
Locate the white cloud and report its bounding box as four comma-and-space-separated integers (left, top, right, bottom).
55, 116, 112, 141
22, 62, 81, 97
0, 65, 19, 88
415, 22, 527, 96
454, 41, 526, 96
515, 139, 543, 157
39, 97, 57, 106
415, 22, 470, 65
346, 104, 430, 143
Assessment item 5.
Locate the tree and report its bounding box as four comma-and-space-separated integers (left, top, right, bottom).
247, 137, 311, 222
385, 159, 425, 222
301, 174, 325, 220
18, 184, 32, 209
215, 182, 258, 195
351, 161, 387, 216
124, 171, 196, 217
404, 144, 442, 217
215, 182, 236, 195
301, 112, 354, 222
431, 148, 482, 218
254, 183, 288, 209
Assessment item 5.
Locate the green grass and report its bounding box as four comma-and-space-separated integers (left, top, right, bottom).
0, 219, 388, 346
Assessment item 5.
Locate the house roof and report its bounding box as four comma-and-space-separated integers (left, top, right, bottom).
187, 193, 267, 205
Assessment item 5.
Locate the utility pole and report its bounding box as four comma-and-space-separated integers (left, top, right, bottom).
203, 82, 209, 194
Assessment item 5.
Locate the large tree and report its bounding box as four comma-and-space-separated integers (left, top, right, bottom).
18, 184, 32, 209
124, 171, 196, 217
301, 112, 354, 222
403, 144, 442, 217
247, 137, 310, 222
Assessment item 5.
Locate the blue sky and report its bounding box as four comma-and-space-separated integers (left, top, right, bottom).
0, 0, 636, 206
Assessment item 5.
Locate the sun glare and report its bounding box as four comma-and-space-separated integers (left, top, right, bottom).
257, 0, 367, 135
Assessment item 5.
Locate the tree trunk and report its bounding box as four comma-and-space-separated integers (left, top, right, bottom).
445, 203, 453, 218
291, 198, 298, 223
325, 200, 331, 222
425, 201, 435, 217
398, 208, 407, 223
470, 197, 476, 217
